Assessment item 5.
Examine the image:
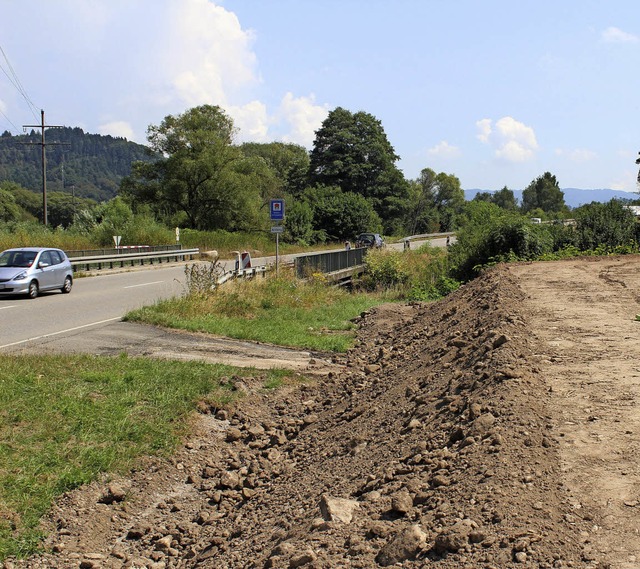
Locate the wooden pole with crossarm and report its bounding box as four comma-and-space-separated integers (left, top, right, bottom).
21, 110, 67, 226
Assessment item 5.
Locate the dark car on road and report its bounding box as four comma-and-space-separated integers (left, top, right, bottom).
355, 232, 384, 249
0, 247, 73, 299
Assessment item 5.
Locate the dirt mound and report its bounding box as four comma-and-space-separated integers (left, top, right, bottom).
7, 265, 609, 568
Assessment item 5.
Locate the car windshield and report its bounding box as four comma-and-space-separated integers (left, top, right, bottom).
0, 250, 37, 268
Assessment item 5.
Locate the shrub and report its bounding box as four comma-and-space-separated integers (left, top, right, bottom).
183, 260, 225, 295
359, 249, 410, 291
450, 204, 553, 280
573, 200, 638, 251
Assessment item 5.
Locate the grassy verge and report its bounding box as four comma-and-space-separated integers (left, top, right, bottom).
0, 353, 293, 559
125, 272, 389, 352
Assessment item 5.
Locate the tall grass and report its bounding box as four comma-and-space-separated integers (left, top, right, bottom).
126, 269, 388, 352
0, 353, 292, 559
0, 222, 96, 251
0, 223, 321, 259
358, 244, 460, 300
177, 228, 319, 259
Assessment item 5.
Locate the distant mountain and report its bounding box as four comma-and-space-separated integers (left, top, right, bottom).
0, 128, 156, 202
465, 188, 639, 209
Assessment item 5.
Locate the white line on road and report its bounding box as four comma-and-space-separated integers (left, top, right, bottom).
123, 281, 165, 289
0, 305, 17, 310
0, 317, 122, 350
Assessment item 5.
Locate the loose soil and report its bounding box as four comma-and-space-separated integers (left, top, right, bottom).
6, 257, 640, 569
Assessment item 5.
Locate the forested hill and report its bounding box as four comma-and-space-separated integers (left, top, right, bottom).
0, 128, 155, 202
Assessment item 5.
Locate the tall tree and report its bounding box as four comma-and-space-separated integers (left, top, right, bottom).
304, 185, 382, 241
492, 186, 518, 211
521, 172, 566, 213
407, 168, 465, 233
120, 105, 259, 231
240, 142, 310, 197
0, 187, 21, 222
308, 107, 409, 232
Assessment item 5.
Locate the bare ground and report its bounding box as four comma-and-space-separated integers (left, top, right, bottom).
5, 256, 640, 569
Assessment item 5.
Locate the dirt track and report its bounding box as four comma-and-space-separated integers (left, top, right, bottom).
7, 257, 640, 568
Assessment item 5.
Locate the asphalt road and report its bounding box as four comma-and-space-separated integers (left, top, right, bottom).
0, 264, 188, 350
0, 237, 449, 353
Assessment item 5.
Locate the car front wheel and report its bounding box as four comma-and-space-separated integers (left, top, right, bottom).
28, 280, 39, 299
61, 276, 72, 294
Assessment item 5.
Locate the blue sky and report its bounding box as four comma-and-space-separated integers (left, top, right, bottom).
1, 0, 639, 192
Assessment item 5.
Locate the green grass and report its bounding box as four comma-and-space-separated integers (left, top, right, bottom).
0, 353, 293, 559
126, 272, 388, 352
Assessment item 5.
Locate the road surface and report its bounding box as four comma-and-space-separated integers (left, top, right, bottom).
0, 237, 447, 352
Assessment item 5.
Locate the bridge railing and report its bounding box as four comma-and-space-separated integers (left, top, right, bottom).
294, 247, 367, 279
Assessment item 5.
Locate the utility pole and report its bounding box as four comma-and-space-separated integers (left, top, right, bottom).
22, 110, 67, 226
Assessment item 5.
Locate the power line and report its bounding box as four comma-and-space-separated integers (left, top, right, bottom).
0, 107, 19, 132
0, 44, 39, 122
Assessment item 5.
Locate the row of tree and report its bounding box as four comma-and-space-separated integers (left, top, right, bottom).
1, 104, 576, 244
118, 104, 573, 243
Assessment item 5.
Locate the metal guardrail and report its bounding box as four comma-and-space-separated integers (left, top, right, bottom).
68, 244, 181, 257
294, 247, 366, 279
68, 248, 200, 271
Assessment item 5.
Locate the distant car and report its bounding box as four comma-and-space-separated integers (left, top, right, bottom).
355, 232, 385, 249
0, 247, 73, 299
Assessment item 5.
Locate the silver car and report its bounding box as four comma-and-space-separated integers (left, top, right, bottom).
0, 247, 73, 299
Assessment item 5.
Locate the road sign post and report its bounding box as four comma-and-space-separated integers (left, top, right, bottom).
270, 200, 285, 276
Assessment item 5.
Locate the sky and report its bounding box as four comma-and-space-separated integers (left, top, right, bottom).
0, 0, 639, 193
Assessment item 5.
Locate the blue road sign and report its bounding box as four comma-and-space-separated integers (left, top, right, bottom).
270, 199, 285, 220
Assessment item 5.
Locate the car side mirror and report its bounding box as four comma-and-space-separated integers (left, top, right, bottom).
39, 262, 49, 269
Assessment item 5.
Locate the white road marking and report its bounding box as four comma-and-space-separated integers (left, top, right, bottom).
0, 317, 121, 350
123, 281, 164, 289
0, 305, 18, 310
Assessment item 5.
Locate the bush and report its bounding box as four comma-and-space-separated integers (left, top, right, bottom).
407, 254, 460, 301
573, 200, 638, 251
359, 249, 410, 291
450, 204, 553, 280
183, 260, 225, 295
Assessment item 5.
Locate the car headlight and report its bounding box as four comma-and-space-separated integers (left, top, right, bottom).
13, 271, 28, 280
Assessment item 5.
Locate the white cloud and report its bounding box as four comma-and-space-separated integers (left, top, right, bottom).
98, 121, 135, 140
427, 141, 461, 159
476, 116, 538, 162
161, 0, 259, 109
601, 26, 639, 43
229, 100, 270, 142
476, 118, 492, 143
277, 92, 329, 147
555, 148, 597, 162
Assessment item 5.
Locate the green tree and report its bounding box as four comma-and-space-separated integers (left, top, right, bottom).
472, 191, 493, 203
120, 105, 259, 231
240, 142, 310, 197
474, 187, 518, 211
492, 186, 518, 211
3, 182, 39, 221
450, 201, 552, 280
46, 191, 96, 228
284, 200, 315, 245
406, 168, 465, 233
0, 188, 21, 222
573, 199, 638, 250
305, 185, 382, 242
521, 172, 566, 213
308, 107, 409, 232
